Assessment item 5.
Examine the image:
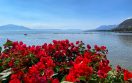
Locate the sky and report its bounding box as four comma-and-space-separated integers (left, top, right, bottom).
0, 0, 132, 30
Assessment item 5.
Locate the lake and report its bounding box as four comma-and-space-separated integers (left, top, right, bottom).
0, 30, 132, 69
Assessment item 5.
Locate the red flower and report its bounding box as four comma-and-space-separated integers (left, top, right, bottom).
29, 65, 39, 74
116, 65, 122, 72
36, 62, 45, 70
9, 78, 21, 83
76, 41, 79, 44
8, 60, 14, 67
1, 39, 132, 82
94, 45, 100, 51
19, 41, 23, 45
53, 40, 57, 44
10, 74, 18, 79
97, 70, 107, 78
87, 44, 91, 49
66, 55, 93, 82
124, 69, 132, 80
45, 69, 54, 78
100, 46, 106, 50
97, 60, 111, 78
66, 74, 77, 82
51, 79, 59, 83
75, 56, 83, 64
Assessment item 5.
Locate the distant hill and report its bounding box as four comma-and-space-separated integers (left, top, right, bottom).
0, 24, 30, 30
96, 25, 117, 30
113, 18, 132, 31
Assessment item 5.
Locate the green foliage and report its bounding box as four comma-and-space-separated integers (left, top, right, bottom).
0, 47, 2, 53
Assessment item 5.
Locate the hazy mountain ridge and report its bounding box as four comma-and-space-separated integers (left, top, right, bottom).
113, 18, 132, 31
96, 25, 117, 30
85, 18, 132, 32
0, 24, 30, 30
0, 24, 82, 32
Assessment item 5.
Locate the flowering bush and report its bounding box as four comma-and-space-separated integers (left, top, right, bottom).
0, 39, 132, 83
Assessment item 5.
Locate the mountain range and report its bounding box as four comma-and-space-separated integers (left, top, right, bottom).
96, 25, 117, 30
0, 24, 81, 32
1, 18, 132, 32
0, 24, 30, 30
113, 18, 132, 31
94, 18, 132, 32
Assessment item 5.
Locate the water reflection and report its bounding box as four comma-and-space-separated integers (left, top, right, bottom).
108, 33, 132, 69
118, 35, 132, 47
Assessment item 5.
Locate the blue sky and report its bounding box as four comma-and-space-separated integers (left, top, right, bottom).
0, 0, 132, 30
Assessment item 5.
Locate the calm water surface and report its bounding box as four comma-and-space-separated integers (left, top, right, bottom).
0, 30, 132, 69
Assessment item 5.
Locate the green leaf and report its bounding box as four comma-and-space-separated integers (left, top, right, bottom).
0, 59, 2, 63
28, 54, 34, 58
79, 76, 86, 81
5, 58, 10, 63
0, 47, 2, 53
91, 49, 96, 53
88, 80, 98, 83
54, 66, 60, 72
61, 75, 66, 82
0, 66, 3, 72
3, 40, 13, 47
14, 60, 19, 65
